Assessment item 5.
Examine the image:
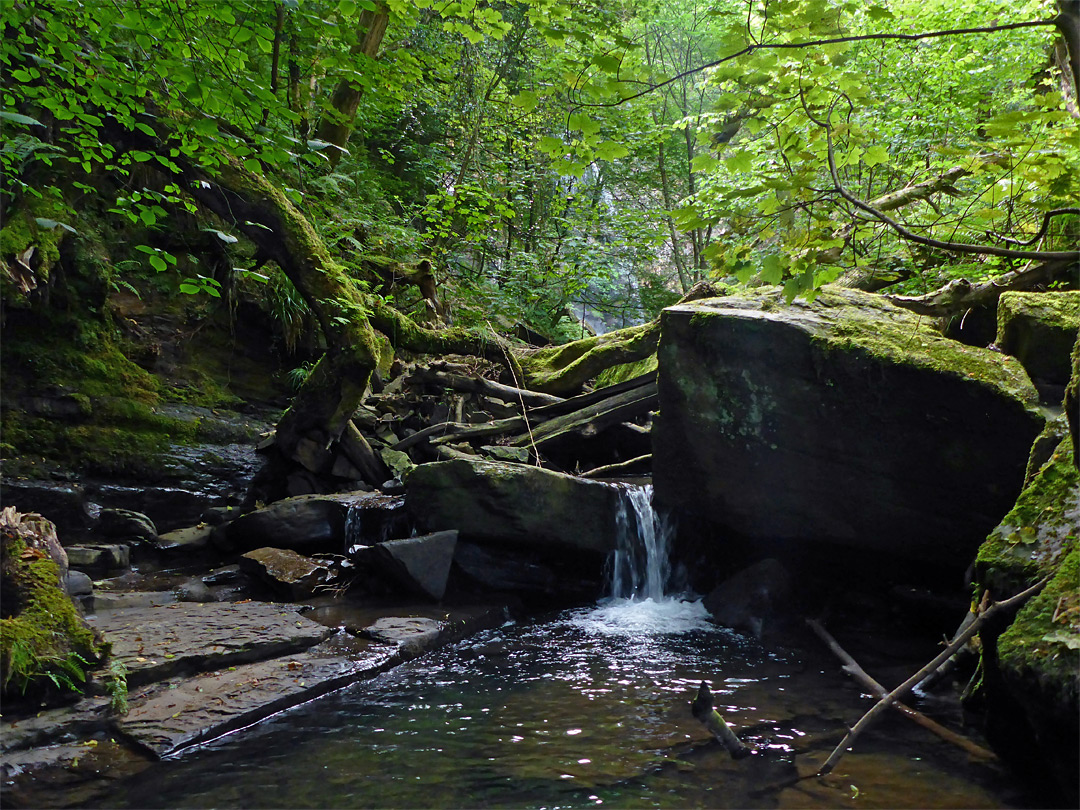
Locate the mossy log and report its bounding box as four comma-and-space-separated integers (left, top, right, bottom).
517, 281, 720, 396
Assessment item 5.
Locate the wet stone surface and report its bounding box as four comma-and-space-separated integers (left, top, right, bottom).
85, 602, 333, 688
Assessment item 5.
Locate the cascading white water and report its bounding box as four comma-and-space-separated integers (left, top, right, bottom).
610, 484, 673, 601
577, 483, 710, 635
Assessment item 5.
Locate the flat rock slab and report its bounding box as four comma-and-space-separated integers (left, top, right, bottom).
116, 634, 397, 758
86, 602, 333, 688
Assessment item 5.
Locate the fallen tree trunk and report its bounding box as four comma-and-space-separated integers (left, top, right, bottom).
408, 366, 562, 408
508, 381, 657, 448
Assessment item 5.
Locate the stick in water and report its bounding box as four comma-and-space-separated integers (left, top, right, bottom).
817, 576, 1049, 776
691, 681, 753, 759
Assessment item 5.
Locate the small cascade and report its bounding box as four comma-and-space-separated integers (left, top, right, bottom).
610, 484, 673, 601
344, 503, 366, 556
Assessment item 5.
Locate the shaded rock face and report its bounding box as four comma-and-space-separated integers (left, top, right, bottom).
995, 291, 1080, 394
703, 558, 791, 640
406, 459, 622, 555
221, 492, 407, 555
371, 532, 458, 602
654, 286, 1044, 570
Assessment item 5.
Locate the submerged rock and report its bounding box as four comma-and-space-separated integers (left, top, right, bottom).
654, 286, 1043, 569
406, 458, 622, 554
703, 558, 791, 640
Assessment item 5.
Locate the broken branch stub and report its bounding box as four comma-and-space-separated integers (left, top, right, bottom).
691, 681, 753, 759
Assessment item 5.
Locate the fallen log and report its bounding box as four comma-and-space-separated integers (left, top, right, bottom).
805, 618, 996, 762
527, 371, 656, 419
509, 382, 658, 448
690, 681, 753, 759
817, 576, 1049, 776
409, 367, 563, 408
340, 421, 391, 485
581, 454, 652, 479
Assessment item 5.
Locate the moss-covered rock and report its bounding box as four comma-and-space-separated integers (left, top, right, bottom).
0, 193, 74, 305
971, 437, 1079, 804
1065, 333, 1079, 465
654, 285, 1044, 569
0, 508, 105, 703
996, 291, 1080, 388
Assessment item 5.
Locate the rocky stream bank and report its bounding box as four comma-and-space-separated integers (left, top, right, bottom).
2, 285, 1078, 807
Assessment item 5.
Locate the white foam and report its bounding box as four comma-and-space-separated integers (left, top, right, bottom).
569, 596, 714, 636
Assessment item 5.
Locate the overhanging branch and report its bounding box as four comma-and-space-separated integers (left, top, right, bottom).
823, 115, 1076, 262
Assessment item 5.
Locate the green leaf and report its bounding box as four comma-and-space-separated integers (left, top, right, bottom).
0, 111, 45, 127
594, 140, 630, 161
863, 145, 889, 167
538, 136, 564, 156
34, 218, 77, 234
149, 255, 168, 272
511, 91, 539, 113
726, 150, 754, 173
760, 254, 783, 285
179, 283, 200, 294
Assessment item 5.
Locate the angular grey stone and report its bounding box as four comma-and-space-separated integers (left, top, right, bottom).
374, 531, 457, 601
703, 558, 791, 640
222, 492, 407, 554
65, 544, 130, 572
154, 524, 214, 552
85, 601, 333, 688
62, 570, 93, 597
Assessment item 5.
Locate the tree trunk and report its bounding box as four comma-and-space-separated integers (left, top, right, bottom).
314, 4, 390, 165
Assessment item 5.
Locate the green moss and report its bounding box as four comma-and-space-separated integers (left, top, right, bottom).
976, 438, 1079, 597
997, 546, 1079, 707
518, 320, 661, 395
0, 533, 104, 698
0, 192, 74, 294
595, 353, 658, 389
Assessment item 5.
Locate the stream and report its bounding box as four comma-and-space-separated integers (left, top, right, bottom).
89, 487, 1034, 809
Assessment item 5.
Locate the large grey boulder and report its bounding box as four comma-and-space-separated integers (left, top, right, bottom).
220, 492, 407, 554
654, 286, 1044, 568
406, 459, 622, 554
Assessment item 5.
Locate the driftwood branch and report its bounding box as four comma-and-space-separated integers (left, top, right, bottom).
509, 381, 657, 448
806, 619, 996, 762
883, 258, 1078, 318
817, 576, 1050, 776
691, 681, 753, 759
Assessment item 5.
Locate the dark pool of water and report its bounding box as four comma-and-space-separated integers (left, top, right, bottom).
94, 598, 1033, 809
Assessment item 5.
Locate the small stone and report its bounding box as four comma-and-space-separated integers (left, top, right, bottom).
239, 547, 334, 601
95, 509, 157, 542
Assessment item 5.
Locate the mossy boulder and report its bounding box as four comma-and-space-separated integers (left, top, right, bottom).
0, 508, 105, 703
995, 291, 1080, 389
654, 285, 1044, 569
971, 437, 1079, 805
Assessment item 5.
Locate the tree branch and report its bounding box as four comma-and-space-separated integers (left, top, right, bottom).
817, 576, 1050, 777
823, 115, 1077, 262
575, 20, 1060, 108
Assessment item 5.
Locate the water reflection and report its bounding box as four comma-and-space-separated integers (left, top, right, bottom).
95, 600, 1027, 810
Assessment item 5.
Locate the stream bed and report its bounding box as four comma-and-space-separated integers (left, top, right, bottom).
91, 597, 1035, 809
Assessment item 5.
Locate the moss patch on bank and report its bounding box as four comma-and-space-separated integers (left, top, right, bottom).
975, 438, 1079, 597
1, 520, 105, 700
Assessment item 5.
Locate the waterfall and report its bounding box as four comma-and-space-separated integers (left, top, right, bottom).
610, 485, 673, 601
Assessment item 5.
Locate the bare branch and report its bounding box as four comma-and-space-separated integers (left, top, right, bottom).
1001, 207, 1080, 246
